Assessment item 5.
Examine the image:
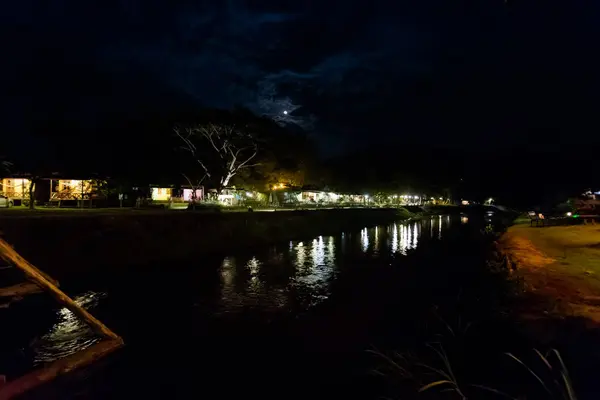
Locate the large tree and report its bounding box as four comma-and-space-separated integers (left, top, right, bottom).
174, 122, 259, 193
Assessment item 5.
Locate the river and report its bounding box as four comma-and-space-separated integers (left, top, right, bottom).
5, 213, 499, 399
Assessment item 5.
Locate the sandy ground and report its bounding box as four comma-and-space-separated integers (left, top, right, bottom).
501, 224, 600, 324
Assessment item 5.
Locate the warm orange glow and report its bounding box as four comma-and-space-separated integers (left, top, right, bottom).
0, 178, 31, 199
151, 187, 172, 201
52, 180, 94, 200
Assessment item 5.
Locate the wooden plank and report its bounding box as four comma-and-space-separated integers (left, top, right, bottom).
0, 238, 119, 340
0, 282, 42, 298
0, 339, 124, 400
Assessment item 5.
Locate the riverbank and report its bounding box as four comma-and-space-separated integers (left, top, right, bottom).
7, 215, 599, 400
0, 207, 414, 274
500, 224, 600, 324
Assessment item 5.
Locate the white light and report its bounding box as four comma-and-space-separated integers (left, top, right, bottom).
283, 110, 288, 115
566, 212, 572, 217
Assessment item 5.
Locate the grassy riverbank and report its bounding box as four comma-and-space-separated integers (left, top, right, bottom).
309, 225, 597, 400
501, 224, 600, 324
0, 207, 414, 274
311, 221, 598, 400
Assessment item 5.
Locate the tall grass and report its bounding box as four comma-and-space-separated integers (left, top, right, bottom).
506, 349, 577, 400
366, 226, 580, 399
372, 341, 577, 399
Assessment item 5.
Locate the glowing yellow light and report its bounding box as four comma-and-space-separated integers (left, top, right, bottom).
0, 178, 32, 199
152, 187, 172, 201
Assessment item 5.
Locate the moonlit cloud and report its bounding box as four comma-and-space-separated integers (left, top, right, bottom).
93, 1, 435, 137
5, 0, 597, 153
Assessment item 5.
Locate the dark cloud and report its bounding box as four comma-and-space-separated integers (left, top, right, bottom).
3, 0, 600, 155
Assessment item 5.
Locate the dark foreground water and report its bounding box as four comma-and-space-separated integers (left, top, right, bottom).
2, 214, 507, 399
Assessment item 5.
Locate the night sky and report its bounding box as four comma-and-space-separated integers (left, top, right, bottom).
2, 1, 600, 162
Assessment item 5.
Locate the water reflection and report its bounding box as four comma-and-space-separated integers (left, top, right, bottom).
413, 223, 419, 248
385, 221, 425, 256
246, 256, 262, 291
30, 216, 457, 366
296, 241, 306, 268
33, 291, 104, 364
360, 228, 369, 253
294, 235, 336, 305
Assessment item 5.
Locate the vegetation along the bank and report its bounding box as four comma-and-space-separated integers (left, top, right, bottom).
330, 224, 597, 399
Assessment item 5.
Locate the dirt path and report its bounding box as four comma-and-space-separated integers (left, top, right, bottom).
501, 225, 600, 325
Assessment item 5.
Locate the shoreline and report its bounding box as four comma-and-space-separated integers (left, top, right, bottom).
0, 207, 416, 274
499, 223, 600, 327
0, 204, 507, 275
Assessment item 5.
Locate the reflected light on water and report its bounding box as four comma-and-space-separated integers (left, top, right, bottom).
246, 257, 262, 289
391, 224, 398, 254
247, 256, 260, 276
292, 235, 336, 305
214, 218, 454, 316
400, 224, 409, 255
221, 256, 235, 287
295, 241, 307, 268
360, 228, 369, 253
388, 222, 423, 256
33, 291, 104, 364
412, 223, 419, 249
311, 237, 325, 267
33, 218, 457, 368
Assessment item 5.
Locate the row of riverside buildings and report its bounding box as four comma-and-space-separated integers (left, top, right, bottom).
0, 175, 449, 208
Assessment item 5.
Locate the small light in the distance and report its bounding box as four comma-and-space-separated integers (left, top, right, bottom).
283, 110, 288, 115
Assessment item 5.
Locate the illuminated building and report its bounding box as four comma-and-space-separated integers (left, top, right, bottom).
51, 180, 94, 200
151, 187, 172, 202
0, 178, 31, 199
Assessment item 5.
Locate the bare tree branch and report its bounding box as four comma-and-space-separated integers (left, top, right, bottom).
174, 122, 260, 193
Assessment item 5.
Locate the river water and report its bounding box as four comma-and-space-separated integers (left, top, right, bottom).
5, 213, 498, 399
